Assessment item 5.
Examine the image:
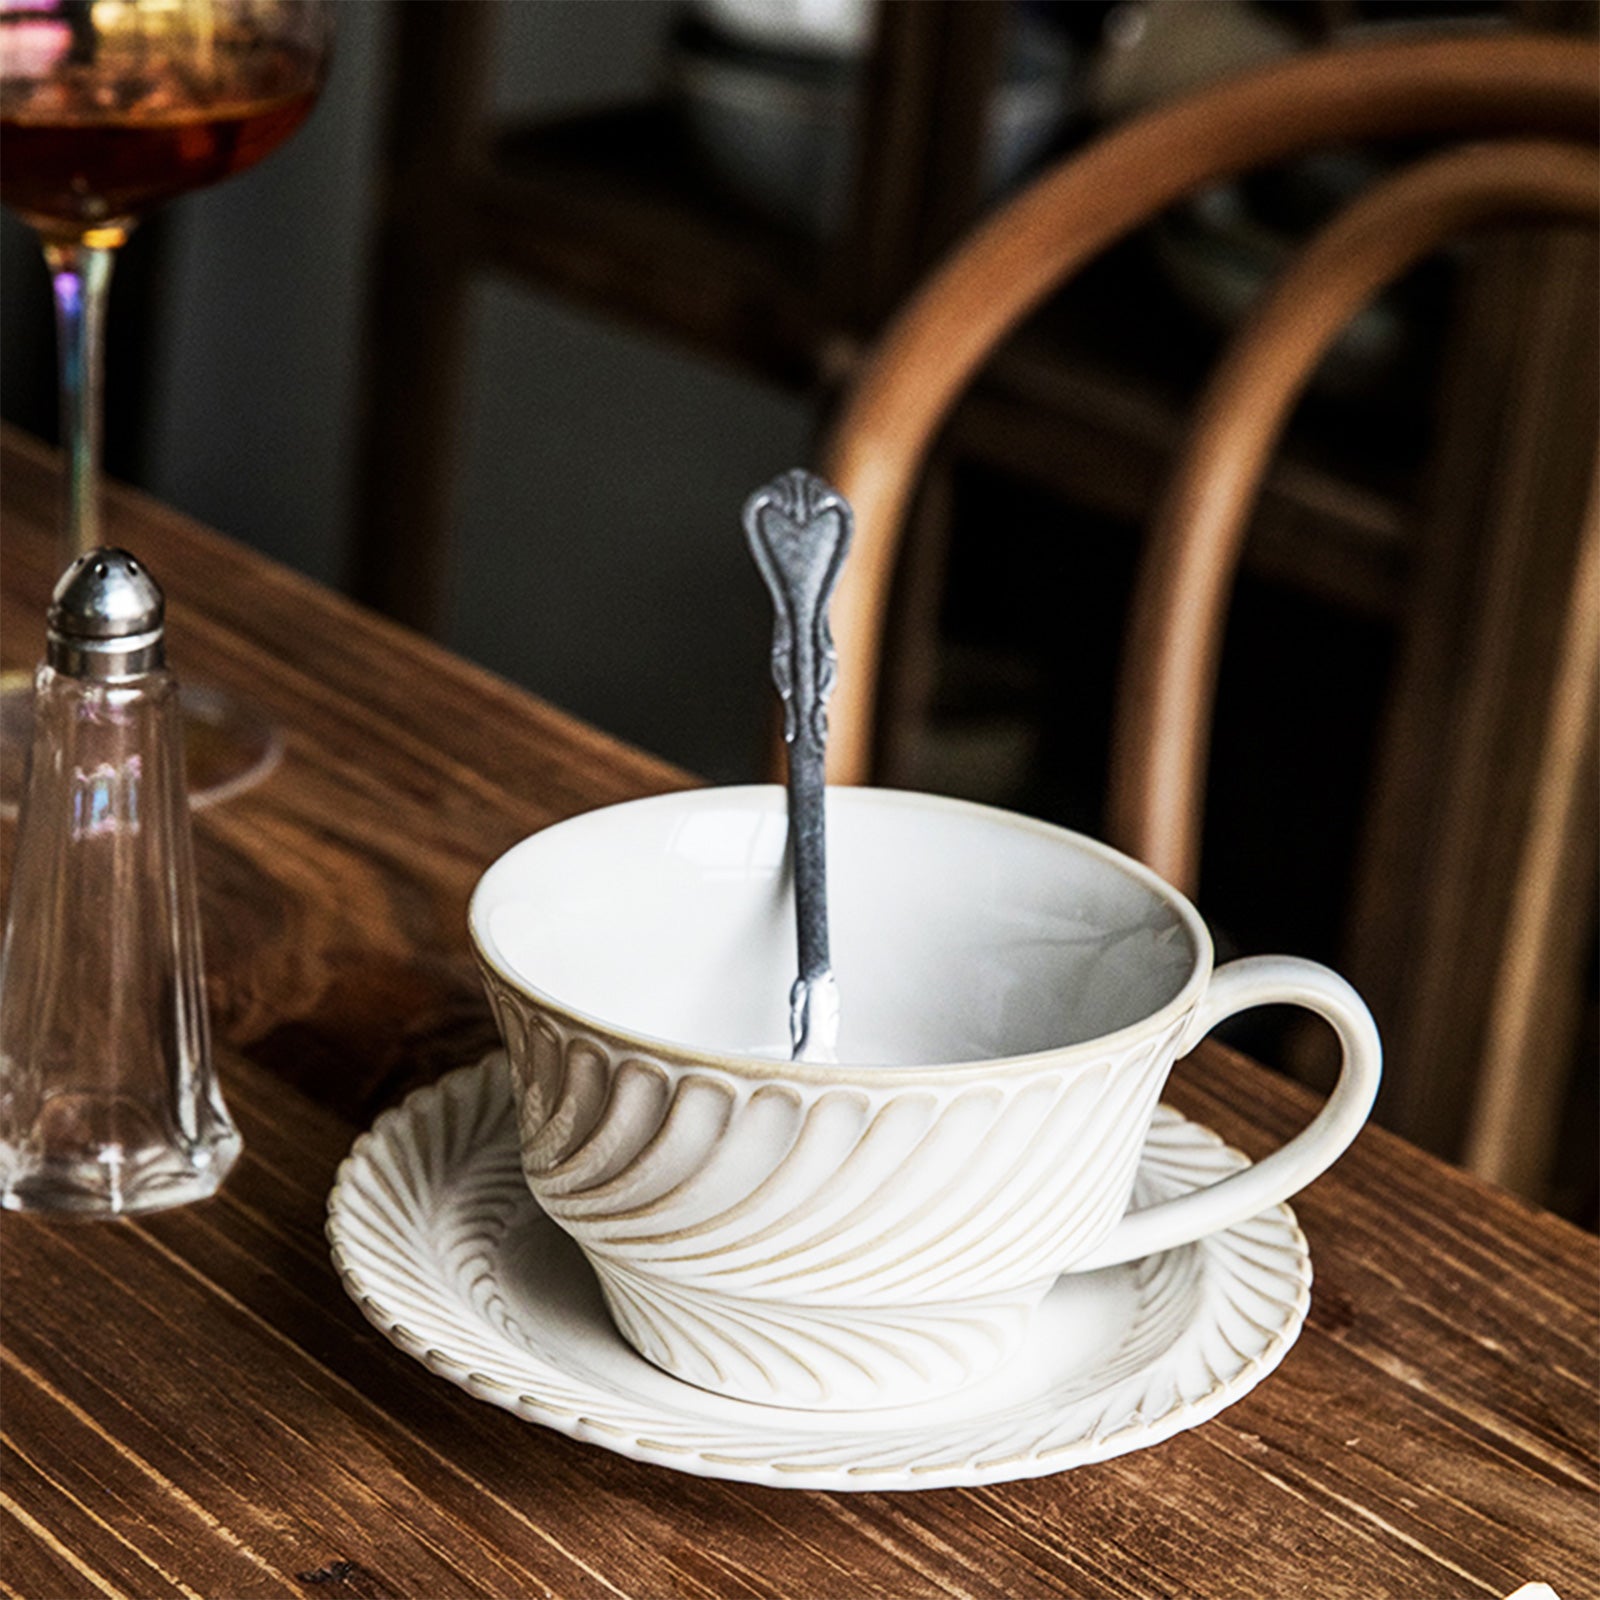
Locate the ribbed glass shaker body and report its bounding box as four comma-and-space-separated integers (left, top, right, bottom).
0, 663, 241, 1214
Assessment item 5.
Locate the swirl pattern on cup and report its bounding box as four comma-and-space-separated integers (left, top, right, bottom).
484, 971, 1190, 1407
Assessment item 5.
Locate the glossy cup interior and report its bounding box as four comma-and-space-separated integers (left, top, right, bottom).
470, 786, 1210, 1071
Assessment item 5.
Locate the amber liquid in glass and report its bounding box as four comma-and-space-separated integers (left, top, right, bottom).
0, 45, 318, 242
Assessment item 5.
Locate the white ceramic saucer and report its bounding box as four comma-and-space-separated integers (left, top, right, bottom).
327, 1055, 1311, 1492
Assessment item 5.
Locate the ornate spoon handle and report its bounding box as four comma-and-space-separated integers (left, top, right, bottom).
744, 469, 854, 1062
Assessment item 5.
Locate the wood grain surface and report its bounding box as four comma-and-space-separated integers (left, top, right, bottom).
1, 430, 1595, 1599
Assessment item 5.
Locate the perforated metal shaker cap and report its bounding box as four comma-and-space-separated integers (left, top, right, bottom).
47, 548, 166, 679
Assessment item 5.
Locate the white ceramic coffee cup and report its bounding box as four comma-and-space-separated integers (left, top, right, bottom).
470, 787, 1380, 1411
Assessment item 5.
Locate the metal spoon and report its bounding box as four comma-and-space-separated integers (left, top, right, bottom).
744, 469, 854, 1062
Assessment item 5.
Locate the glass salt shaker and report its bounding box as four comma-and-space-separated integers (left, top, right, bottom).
0, 548, 241, 1215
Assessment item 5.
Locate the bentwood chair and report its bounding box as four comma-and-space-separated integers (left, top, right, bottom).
814, 33, 1599, 1200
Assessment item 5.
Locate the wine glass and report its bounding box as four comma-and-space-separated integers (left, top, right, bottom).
0, 0, 332, 809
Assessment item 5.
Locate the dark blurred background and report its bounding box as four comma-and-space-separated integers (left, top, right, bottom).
1, 0, 1594, 1221
3, 0, 812, 776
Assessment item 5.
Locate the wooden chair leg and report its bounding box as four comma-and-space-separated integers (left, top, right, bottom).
835, 1, 1005, 327
346, 230, 469, 633
346, 1, 491, 634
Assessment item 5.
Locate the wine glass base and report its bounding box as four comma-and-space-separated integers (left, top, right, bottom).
172, 679, 285, 808
0, 670, 282, 818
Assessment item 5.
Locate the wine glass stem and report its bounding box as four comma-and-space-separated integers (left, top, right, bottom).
43, 238, 116, 563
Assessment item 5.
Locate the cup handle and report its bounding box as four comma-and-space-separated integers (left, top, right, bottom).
1070, 955, 1381, 1273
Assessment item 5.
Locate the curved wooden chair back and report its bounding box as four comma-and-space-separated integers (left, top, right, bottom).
1112, 137, 1598, 1199
813, 33, 1598, 1198
817, 33, 1599, 791
1108, 137, 1598, 892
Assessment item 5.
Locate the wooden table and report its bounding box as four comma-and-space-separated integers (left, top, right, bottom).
1, 428, 1594, 1599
